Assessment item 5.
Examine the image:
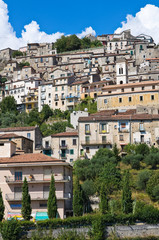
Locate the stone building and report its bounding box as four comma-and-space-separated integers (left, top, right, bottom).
0, 141, 73, 220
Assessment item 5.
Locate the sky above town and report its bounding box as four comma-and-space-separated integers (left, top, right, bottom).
1, 0, 159, 49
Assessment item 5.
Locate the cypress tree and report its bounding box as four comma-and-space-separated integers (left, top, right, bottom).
122, 170, 133, 214
21, 177, 32, 220
0, 189, 4, 221
47, 175, 57, 219
100, 183, 108, 214
73, 178, 83, 216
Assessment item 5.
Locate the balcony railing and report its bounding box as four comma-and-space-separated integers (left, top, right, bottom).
134, 139, 151, 144
61, 96, 65, 100
85, 130, 91, 135
81, 140, 111, 146
118, 128, 129, 133
54, 98, 59, 101
59, 145, 68, 149
6, 192, 71, 201
5, 175, 71, 184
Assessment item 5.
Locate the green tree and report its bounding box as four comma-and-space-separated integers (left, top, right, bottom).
0, 188, 4, 221
145, 153, 159, 169
47, 175, 57, 219
19, 61, 30, 69
112, 143, 121, 162
40, 104, 53, 123
21, 177, 32, 220
0, 96, 17, 113
100, 183, 108, 214
136, 170, 152, 190
146, 172, 159, 201
122, 170, 133, 214
73, 178, 83, 216
12, 50, 23, 58
99, 162, 121, 195
135, 143, 150, 156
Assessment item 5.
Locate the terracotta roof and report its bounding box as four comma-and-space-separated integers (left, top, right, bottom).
71, 80, 89, 86
102, 80, 159, 91
79, 111, 159, 122
0, 134, 33, 141
0, 153, 61, 164
0, 126, 37, 132
51, 132, 78, 137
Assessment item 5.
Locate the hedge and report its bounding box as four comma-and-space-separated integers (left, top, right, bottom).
36, 213, 136, 229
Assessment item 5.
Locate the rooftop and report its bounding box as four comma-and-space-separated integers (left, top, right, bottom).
0, 153, 62, 164
51, 132, 78, 137
0, 126, 37, 132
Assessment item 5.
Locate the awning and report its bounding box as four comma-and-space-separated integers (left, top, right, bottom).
35, 212, 49, 221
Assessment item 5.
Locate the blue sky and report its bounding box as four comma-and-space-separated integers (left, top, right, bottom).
1, 0, 159, 49
4, 0, 159, 37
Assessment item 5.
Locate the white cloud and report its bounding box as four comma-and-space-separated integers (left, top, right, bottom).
115, 4, 159, 43
0, 0, 96, 50
77, 27, 96, 39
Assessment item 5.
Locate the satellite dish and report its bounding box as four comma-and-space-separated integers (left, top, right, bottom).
84, 108, 88, 112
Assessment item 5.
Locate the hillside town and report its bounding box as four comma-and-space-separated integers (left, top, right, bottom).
1, 29, 159, 232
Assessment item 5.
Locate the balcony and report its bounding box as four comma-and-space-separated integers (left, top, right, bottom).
61, 96, 65, 100
54, 97, 59, 101
59, 144, 68, 149
139, 125, 145, 132
5, 175, 71, 184
41, 95, 46, 100
99, 130, 108, 134
41, 88, 46, 92
6, 192, 71, 201
66, 95, 78, 99
85, 130, 91, 135
118, 128, 129, 133
81, 140, 111, 146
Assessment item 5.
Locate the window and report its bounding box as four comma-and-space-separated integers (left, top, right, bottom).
121, 123, 126, 129
129, 97, 132, 102
40, 203, 47, 207
55, 102, 58, 106
102, 136, 106, 143
62, 86, 64, 91
86, 147, 90, 153
152, 85, 155, 89
73, 139, 77, 145
119, 98, 122, 103
151, 95, 154, 100
100, 123, 107, 133
62, 101, 64, 105
121, 89, 124, 92
70, 159, 73, 163
85, 136, 90, 144
119, 68, 123, 74
15, 171, 22, 181
27, 133, 31, 139
104, 99, 107, 104
48, 93, 51, 98
119, 135, 124, 141
40, 58, 43, 63
55, 87, 58, 91
85, 124, 90, 134
142, 87, 144, 90
70, 149, 74, 155
131, 88, 134, 91
140, 96, 143, 101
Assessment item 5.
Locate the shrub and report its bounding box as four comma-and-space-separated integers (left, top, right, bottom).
146, 172, 159, 201
81, 179, 96, 197
130, 158, 140, 170
1, 219, 22, 240
136, 170, 152, 190
136, 204, 159, 224
90, 217, 105, 240
145, 153, 159, 169
57, 230, 86, 240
